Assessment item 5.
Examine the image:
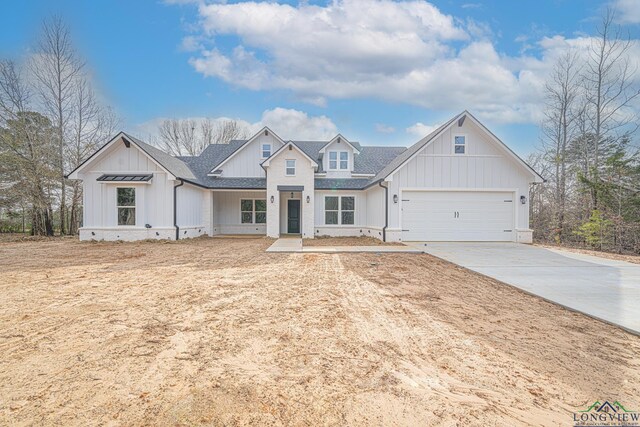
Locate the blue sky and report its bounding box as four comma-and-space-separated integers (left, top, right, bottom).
1, 0, 639, 156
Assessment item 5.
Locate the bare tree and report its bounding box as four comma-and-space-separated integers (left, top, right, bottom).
582, 8, 640, 207
158, 118, 249, 156
540, 51, 581, 242
158, 118, 198, 156
29, 16, 84, 234
211, 119, 249, 145
67, 77, 119, 234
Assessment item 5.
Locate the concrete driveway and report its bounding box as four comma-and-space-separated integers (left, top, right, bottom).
409, 242, 640, 335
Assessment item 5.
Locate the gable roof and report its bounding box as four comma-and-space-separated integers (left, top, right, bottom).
319, 134, 361, 155
66, 131, 195, 180
69, 111, 540, 191
370, 110, 543, 184
209, 126, 284, 174
261, 140, 319, 168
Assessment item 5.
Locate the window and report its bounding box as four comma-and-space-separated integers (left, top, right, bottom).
117, 188, 136, 226
324, 196, 355, 225
328, 151, 349, 170
454, 135, 466, 154
261, 143, 271, 159
325, 196, 338, 224
341, 196, 355, 224
329, 151, 337, 170
286, 159, 296, 176
241, 199, 267, 224
339, 151, 349, 170
255, 200, 267, 223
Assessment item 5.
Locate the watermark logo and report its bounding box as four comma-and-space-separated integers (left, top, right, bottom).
573, 401, 639, 426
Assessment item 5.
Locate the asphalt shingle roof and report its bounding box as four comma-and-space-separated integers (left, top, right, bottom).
121, 135, 409, 190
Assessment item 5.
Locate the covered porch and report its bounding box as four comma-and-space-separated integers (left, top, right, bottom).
210, 190, 267, 236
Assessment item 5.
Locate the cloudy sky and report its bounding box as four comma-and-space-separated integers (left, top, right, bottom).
1, 0, 639, 155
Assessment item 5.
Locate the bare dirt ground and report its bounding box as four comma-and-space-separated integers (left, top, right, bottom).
536, 243, 640, 265
303, 236, 404, 246
1, 238, 639, 426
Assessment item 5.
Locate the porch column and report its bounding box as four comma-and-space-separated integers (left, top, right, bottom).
266, 189, 279, 238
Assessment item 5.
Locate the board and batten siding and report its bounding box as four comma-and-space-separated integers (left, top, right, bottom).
211, 190, 267, 235
79, 139, 208, 241
386, 119, 532, 234
220, 133, 283, 178
80, 142, 173, 230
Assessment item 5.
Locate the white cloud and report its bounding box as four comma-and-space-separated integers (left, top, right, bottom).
612, 0, 640, 24
375, 123, 395, 133
174, 0, 640, 125
260, 108, 337, 140
135, 108, 338, 143
406, 122, 441, 137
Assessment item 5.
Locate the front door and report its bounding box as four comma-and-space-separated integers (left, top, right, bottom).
287, 199, 301, 234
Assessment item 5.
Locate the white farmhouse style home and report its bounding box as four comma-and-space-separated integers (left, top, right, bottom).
67, 111, 543, 243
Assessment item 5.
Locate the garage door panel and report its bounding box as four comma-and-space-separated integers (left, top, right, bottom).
401, 191, 515, 242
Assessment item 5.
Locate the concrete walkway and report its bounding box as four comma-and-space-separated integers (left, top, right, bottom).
266, 237, 302, 252
266, 238, 423, 254
408, 242, 640, 335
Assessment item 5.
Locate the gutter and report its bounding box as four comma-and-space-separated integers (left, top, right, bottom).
378, 180, 388, 242
173, 179, 184, 240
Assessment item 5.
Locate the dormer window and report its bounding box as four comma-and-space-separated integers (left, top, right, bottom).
329, 151, 349, 170
454, 135, 466, 154
340, 151, 348, 169
261, 143, 271, 159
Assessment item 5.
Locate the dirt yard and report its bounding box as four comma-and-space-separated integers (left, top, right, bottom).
1, 238, 639, 426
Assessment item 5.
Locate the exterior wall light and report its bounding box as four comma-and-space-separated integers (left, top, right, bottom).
393, 194, 398, 203
270, 195, 274, 203
520, 195, 527, 204
290, 192, 294, 198
306, 195, 310, 203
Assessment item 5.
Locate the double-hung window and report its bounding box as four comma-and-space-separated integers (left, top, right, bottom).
241, 199, 267, 224
339, 151, 348, 170
324, 196, 355, 225
286, 159, 296, 176
328, 151, 349, 170
261, 143, 271, 159
117, 188, 136, 226
454, 135, 466, 154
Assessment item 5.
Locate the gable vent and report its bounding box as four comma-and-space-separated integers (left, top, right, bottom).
264, 129, 268, 136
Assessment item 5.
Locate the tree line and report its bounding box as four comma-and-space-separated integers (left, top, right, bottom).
530, 10, 640, 254
0, 17, 248, 236
0, 17, 117, 235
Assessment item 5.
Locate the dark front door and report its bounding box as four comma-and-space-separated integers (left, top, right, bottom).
287, 199, 300, 234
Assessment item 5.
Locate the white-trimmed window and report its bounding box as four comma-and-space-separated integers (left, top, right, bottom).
286, 159, 296, 176
261, 143, 271, 159
328, 151, 349, 170
117, 187, 136, 226
339, 151, 349, 169
454, 135, 466, 154
241, 199, 267, 224
324, 196, 355, 225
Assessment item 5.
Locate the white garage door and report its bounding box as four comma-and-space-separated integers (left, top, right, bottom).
401, 191, 515, 242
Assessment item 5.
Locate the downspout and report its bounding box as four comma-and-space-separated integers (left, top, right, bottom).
378, 180, 388, 242
174, 179, 184, 240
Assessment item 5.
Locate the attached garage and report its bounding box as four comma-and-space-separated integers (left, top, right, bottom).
401, 190, 515, 242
